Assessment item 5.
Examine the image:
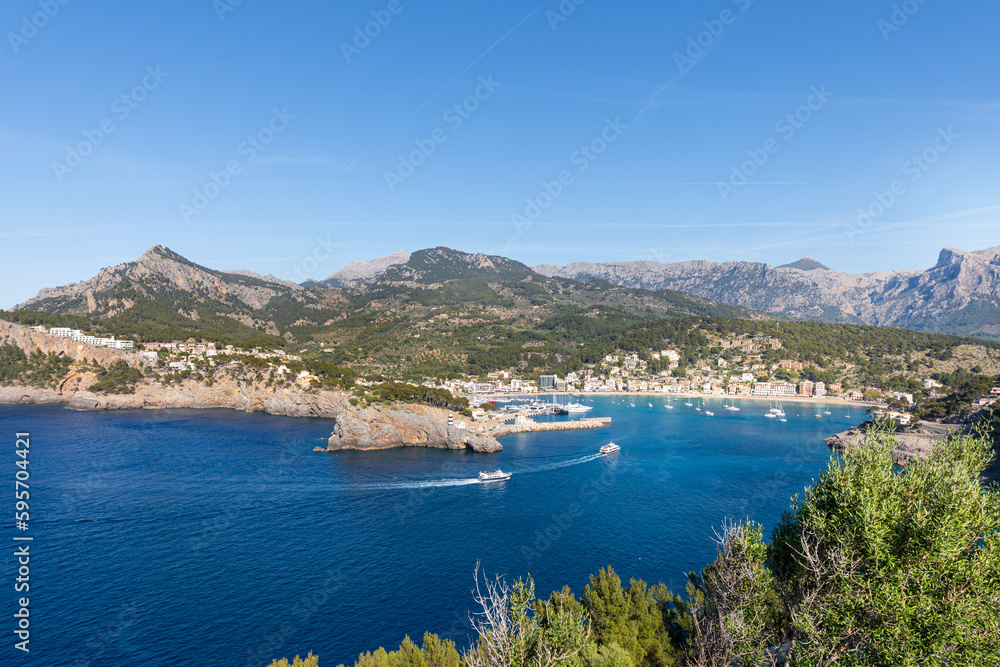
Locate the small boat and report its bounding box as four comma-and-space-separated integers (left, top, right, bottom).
823, 410, 831, 415
764, 412, 777, 419
779, 418, 787, 422
599, 442, 621, 455
684, 402, 693, 407
704, 410, 714, 416
478, 469, 511, 483
648, 402, 653, 407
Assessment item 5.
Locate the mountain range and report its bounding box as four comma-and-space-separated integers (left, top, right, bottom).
533, 246, 1000, 341
6, 245, 757, 354
8, 244, 1000, 352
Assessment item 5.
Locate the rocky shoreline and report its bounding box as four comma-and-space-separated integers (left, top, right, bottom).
0, 381, 502, 453
824, 425, 952, 465
825, 421, 1000, 485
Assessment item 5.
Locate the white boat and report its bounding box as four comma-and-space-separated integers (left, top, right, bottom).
563, 402, 592, 414
704, 410, 714, 416
684, 401, 693, 407
478, 469, 511, 483
599, 442, 621, 455
823, 410, 832, 415
648, 402, 653, 407
779, 418, 787, 422
764, 412, 777, 419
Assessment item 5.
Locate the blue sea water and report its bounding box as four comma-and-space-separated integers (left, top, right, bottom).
0, 398, 860, 666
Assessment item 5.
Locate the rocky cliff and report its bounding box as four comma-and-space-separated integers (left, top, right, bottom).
327, 403, 502, 452
534, 245, 1000, 340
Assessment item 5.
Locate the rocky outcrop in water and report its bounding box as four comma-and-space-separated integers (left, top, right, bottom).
327, 404, 502, 452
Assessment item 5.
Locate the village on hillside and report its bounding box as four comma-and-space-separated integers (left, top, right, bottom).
23, 324, 1000, 429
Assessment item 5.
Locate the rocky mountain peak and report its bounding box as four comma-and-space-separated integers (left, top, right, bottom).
322, 250, 410, 285
777, 257, 830, 271
15, 245, 304, 315
137, 244, 188, 264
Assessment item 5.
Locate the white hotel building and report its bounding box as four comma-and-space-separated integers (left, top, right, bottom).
751, 381, 797, 397
48, 327, 134, 350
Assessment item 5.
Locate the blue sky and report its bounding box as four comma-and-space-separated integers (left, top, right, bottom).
1, 0, 998, 307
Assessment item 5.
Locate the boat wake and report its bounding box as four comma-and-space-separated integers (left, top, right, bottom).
518, 453, 604, 474
346, 453, 605, 490
354, 478, 482, 491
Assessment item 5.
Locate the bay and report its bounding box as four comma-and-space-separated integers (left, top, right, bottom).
0, 397, 860, 666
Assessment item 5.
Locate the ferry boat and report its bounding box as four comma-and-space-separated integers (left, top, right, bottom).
478, 469, 511, 483
599, 442, 621, 455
